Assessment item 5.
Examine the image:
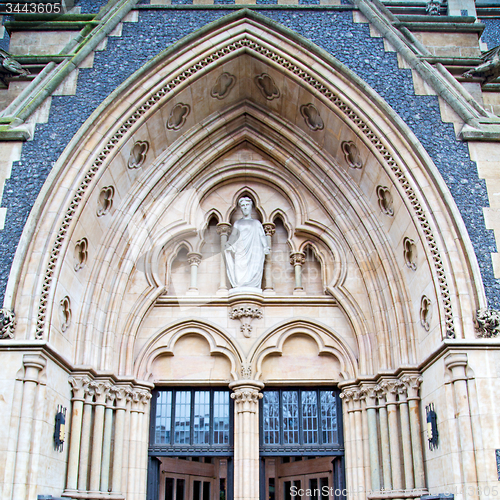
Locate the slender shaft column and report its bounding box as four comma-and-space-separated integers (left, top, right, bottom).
403, 375, 425, 489
444, 354, 478, 499
138, 390, 153, 500
89, 382, 110, 493
78, 384, 95, 491
351, 391, 365, 499
100, 387, 116, 493
398, 385, 414, 490
217, 223, 231, 292
290, 252, 305, 294
66, 376, 90, 493
12, 355, 46, 500
263, 223, 275, 293
121, 394, 132, 494
127, 389, 142, 500
341, 390, 359, 499
230, 381, 264, 500
112, 387, 129, 494
376, 389, 392, 491
363, 386, 380, 492
187, 252, 202, 295
382, 381, 403, 491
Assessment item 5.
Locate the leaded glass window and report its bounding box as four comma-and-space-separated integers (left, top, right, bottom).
151, 388, 232, 453
260, 388, 341, 454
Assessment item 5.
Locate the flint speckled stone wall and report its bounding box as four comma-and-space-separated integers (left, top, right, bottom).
1, 7, 498, 309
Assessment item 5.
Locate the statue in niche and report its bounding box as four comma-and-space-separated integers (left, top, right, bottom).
224, 197, 270, 292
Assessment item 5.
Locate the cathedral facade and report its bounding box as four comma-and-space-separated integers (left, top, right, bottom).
1, 1, 500, 499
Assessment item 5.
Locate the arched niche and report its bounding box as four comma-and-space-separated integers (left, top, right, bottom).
5, 10, 483, 379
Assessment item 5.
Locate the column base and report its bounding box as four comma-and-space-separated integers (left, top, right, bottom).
62, 490, 125, 500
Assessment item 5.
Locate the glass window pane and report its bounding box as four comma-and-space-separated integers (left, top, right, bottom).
155, 391, 172, 444
174, 391, 191, 444
194, 391, 210, 444
213, 391, 230, 445
263, 391, 280, 444
282, 391, 299, 444
302, 391, 318, 444
320, 391, 338, 444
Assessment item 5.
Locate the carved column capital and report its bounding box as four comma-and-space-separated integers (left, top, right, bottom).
187, 252, 202, 266
21, 354, 46, 383
229, 381, 264, 413
401, 375, 423, 400
69, 375, 91, 401
263, 223, 276, 237
90, 381, 112, 405
290, 252, 305, 266
216, 222, 232, 236
378, 380, 402, 403
444, 353, 469, 382
112, 386, 131, 409
360, 384, 378, 408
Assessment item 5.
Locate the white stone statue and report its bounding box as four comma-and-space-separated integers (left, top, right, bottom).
224, 197, 270, 292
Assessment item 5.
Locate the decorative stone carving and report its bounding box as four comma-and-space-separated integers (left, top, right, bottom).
231, 387, 263, 405
377, 185, 394, 216
255, 73, 280, 100
0, 49, 30, 86
241, 364, 252, 379
289, 252, 305, 267
97, 185, 114, 217
224, 197, 270, 292
341, 141, 363, 169
68, 376, 90, 400
127, 141, 149, 169
60, 296, 71, 332
300, 103, 324, 131
401, 375, 423, 399
229, 305, 263, 337
187, 252, 202, 266
420, 295, 431, 331
425, 0, 443, 15
211, 72, 236, 99
262, 223, 276, 237
403, 237, 417, 271
166, 103, 190, 130
463, 46, 500, 85
0, 309, 15, 339
74, 238, 88, 272
475, 308, 500, 338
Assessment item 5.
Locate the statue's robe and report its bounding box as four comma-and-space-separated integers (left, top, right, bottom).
225, 218, 266, 289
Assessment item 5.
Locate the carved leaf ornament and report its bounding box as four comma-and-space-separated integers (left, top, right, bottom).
476, 308, 500, 338
97, 185, 114, 217
0, 309, 16, 339
342, 141, 363, 169
255, 73, 280, 100
211, 72, 236, 100
300, 103, 324, 130
166, 103, 190, 130
127, 141, 149, 169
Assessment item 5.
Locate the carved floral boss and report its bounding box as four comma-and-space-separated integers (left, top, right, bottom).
229, 306, 263, 338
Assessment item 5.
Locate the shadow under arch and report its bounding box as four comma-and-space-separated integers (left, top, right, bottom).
134, 318, 243, 381
249, 318, 358, 383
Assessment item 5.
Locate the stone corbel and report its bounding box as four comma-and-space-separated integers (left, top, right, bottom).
229, 305, 263, 337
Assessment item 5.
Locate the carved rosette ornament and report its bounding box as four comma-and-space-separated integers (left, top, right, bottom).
229, 306, 263, 337
476, 308, 500, 338
0, 308, 16, 339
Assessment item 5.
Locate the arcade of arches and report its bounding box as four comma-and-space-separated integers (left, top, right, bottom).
0, 11, 494, 500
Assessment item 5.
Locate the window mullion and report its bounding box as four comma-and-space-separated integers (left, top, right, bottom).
171, 390, 176, 446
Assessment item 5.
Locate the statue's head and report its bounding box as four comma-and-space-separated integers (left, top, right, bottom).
238, 196, 253, 216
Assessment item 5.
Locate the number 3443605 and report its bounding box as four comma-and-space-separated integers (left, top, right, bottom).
3, 3, 62, 14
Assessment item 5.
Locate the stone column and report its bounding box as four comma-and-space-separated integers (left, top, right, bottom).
101, 386, 116, 493
66, 376, 90, 494
217, 222, 231, 293
229, 381, 264, 500
341, 389, 360, 499
127, 389, 142, 500
290, 252, 306, 294
263, 223, 275, 293
403, 376, 425, 489
138, 391, 153, 499
352, 390, 365, 498
398, 383, 414, 490
78, 383, 95, 491
363, 386, 380, 492
112, 387, 129, 494
376, 388, 392, 491
12, 354, 46, 500
381, 380, 403, 491
444, 354, 478, 500
186, 252, 202, 295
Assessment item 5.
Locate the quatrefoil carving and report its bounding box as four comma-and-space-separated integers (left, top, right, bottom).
300, 103, 324, 131
377, 185, 394, 216
74, 238, 88, 272
166, 103, 190, 130
420, 295, 431, 331
127, 141, 149, 169
342, 141, 363, 169
97, 185, 114, 217
255, 73, 280, 100
403, 237, 417, 271
211, 72, 236, 100
60, 296, 71, 332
